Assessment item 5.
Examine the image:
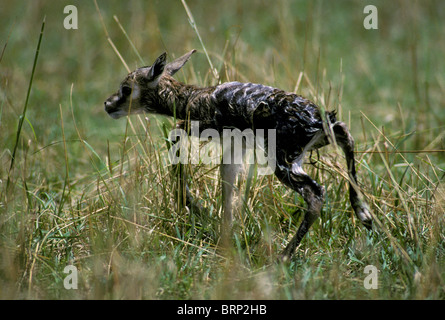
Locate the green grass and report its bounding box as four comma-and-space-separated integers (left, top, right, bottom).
1, 0, 444, 299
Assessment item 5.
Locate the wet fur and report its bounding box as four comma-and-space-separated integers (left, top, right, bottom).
104, 50, 372, 260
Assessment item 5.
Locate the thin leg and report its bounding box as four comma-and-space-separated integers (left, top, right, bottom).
274, 160, 325, 260
220, 163, 238, 242
171, 120, 205, 215
219, 143, 246, 246
333, 122, 372, 229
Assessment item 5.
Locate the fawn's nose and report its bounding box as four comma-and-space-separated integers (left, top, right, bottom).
104, 100, 112, 113
104, 94, 119, 113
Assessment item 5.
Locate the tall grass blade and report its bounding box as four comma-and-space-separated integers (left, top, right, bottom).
181, 0, 219, 83
7, 16, 45, 191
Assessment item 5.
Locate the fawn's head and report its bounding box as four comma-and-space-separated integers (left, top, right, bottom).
104, 49, 196, 119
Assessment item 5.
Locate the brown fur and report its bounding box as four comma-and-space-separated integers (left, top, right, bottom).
104, 50, 372, 260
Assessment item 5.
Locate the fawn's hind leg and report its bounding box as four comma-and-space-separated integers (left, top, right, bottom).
274, 159, 325, 260
333, 122, 372, 229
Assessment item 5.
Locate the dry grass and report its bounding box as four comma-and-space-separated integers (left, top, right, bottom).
0, 0, 444, 299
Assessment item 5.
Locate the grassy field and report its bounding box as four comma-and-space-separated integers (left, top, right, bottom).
1, 0, 444, 299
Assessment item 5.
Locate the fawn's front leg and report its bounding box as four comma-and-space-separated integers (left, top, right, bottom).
274, 160, 325, 260
171, 121, 206, 215
220, 162, 238, 244
219, 142, 246, 248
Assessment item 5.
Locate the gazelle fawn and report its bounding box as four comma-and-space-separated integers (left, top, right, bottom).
104, 50, 372, 260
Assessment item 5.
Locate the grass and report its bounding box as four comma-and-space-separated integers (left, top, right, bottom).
1, 0, 444, 299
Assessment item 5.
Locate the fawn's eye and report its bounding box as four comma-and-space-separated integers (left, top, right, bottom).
121, 86, 132, 96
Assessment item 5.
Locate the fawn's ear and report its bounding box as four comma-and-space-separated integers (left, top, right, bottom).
144, 52, 167, 82
165, 49, 197, 76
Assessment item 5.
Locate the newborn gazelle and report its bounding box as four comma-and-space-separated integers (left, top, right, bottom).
104, 50, 372, 259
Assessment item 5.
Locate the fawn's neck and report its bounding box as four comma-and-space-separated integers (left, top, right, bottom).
157, 76, 216, 121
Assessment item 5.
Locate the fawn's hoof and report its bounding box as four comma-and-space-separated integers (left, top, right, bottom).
362, 218, 373, 230
357, 204, 373, 230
